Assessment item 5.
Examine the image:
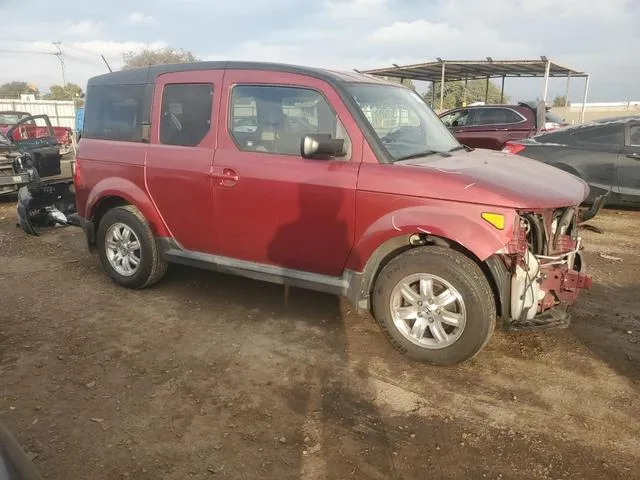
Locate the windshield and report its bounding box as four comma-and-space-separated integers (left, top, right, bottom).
545, 110, 566, 124
346, 84, 460, 161
0, 113, 28, 125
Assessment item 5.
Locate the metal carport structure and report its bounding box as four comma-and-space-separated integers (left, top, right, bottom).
359, 57, 590, 122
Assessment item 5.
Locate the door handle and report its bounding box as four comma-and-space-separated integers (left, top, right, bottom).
212, 168, 239, 186
626, 152, 640, 160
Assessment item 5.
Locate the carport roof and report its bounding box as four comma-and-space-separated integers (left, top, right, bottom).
359, 59, 588, 82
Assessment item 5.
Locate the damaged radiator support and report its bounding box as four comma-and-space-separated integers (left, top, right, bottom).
16, 180, 80, 235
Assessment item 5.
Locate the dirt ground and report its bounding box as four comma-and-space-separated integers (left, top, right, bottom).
0, 199, 638, 480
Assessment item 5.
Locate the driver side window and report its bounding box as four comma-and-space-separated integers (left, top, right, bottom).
441, 110, 469, 128
229, 85, 351, 159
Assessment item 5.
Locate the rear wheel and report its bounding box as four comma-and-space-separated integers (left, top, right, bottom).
372, 246, 496, 365
96, 205, 167, 289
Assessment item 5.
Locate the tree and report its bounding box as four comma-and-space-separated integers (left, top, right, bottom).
382, 76, 416, 90
553, 95, 569, 107
43, 83, 84, 101
122, 47, 198, 70
0, 81, 39, 99
423, 79, 509, 110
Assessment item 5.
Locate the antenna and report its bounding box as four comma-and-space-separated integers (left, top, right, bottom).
100, 54, 113, 72
52, 41, 67, 87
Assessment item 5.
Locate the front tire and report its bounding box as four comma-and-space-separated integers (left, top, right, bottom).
96, 205, 167, 289
372, 246, 496, 365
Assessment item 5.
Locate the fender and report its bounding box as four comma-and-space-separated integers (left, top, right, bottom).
86, 176, 170, 237
348, 204, 517, 272
344, 204, 516, 314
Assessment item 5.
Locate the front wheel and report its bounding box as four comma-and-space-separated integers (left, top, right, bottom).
372, 246, 496, 365
96, 205, 167, 289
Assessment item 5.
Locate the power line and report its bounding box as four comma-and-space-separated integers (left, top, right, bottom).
52, 41, 67, 87
0, 48, 57, 55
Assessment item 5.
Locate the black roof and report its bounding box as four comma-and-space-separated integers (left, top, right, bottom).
87, 61, 396, 87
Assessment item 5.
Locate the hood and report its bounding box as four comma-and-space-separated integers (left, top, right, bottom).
394, 148, 589, 209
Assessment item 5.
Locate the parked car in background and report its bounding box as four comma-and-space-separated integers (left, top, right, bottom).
0, 116, 62, 195
503, 116, 640, 208
439, 102, 569, 150
71, 61, 594, 365
0, 111, 73, 155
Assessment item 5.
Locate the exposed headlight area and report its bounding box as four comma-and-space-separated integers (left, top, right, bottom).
508, 206, 591, 326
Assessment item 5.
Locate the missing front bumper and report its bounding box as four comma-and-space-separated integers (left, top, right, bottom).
504, 305, 572, 332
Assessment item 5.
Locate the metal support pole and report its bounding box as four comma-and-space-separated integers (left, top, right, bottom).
484, 76, 490, 103
439, 62, 446, 111
542, 60, 551, 103
564, 74, 571, 107
500, 75, 505, 103
431, 81, 436, 108
580, 74, 590, 123
463, 75, 468, 106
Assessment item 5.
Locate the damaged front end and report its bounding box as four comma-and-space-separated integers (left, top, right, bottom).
499, 203, 596, 331
16, 180, 79, 235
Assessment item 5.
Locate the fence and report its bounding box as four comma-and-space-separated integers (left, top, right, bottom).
0, 99, 77, 130
550, 101, 640, 125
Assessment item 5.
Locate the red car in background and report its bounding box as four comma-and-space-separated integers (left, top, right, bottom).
0, 111, 73, 155
439, 102, 569, 150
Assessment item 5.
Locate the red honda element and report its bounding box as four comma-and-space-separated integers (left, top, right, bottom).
73, 62, 593, 365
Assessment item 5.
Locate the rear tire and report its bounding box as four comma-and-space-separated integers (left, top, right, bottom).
372, 246, 496, 365
96, 205, 167, 289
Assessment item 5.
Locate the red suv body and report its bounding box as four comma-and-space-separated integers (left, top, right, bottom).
439, 103, 569, 150
73, 62, 593, 365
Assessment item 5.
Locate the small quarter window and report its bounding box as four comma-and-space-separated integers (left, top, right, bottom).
160, 83, 213, 147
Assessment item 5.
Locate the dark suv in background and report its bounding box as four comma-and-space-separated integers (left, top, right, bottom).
439, 102, 569, 150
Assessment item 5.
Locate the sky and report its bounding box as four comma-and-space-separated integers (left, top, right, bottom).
0, 0, 638, 103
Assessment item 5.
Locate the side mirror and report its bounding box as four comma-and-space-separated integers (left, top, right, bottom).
300, 134, 345, 159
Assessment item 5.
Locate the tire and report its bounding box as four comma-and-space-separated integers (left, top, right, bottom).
372, 246, 496, 365
96, 205, 167, 289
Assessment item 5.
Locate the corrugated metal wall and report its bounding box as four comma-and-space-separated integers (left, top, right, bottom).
0, 99, 77, 130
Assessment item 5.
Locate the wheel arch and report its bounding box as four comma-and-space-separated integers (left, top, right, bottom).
85, 196, 131, 249
348, 232, 509, 320
84, 177, 171, 249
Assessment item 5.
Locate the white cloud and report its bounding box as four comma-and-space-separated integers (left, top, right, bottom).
67, 20, 102, 37
323, 0, 388, 19
370, 20, 460, 45
125, 12, 156, 25
68, 40, 168, 59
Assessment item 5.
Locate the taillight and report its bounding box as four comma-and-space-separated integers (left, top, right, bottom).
502, 142, 526, 155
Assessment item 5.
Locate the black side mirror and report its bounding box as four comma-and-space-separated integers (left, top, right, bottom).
300, 134, 345, 159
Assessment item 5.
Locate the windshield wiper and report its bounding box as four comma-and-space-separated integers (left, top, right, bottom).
394, 150, 450, 162
448, 144, 474, 152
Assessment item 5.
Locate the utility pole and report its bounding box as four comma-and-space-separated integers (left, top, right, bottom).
52, 41, 67, 87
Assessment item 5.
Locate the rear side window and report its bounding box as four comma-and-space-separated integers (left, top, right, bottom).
83, 85, 146, 142
570, 124, 625, 146
472, 108, 524, 126
160, 83, 214, 147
